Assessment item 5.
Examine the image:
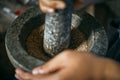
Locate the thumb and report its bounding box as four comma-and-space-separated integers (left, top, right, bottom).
32, 53, 65, 75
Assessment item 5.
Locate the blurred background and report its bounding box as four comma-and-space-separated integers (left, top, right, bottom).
0, 0, 120, 80
0, 0, 38, 80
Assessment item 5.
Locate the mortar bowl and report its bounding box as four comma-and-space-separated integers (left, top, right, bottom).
5, 7, 108, 72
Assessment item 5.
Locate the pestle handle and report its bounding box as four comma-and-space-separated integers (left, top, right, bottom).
43, 0, 73, 56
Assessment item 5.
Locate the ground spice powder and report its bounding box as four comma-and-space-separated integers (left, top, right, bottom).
26, 25, 87, 61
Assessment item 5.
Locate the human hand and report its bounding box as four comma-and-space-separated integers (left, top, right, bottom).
15, 50, 120, 80
39, 0, 87, 13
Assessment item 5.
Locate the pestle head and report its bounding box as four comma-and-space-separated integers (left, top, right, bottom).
43, 0, 73, 56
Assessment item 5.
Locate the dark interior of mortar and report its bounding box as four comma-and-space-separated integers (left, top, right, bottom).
26, 24, 87, 61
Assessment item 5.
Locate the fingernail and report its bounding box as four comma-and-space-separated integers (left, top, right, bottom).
32, 70, 39, 75
47, 9, 54, 13
32, 69, 45, 75
16, 69, 20, 74
38, 69, 45, 74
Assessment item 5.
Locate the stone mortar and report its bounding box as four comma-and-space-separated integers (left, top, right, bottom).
5, 7, 108, 72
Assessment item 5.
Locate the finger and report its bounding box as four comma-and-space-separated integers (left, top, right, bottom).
39, 0, 66, 13
15, 74, 24, 80
32, 50, 75, 75
15, 68, 35, 80
39, 2, 54, 13
32, 58, 63, 75
32, 50, 70, 75
41, 0, 66, 9
32, 67, 69, 80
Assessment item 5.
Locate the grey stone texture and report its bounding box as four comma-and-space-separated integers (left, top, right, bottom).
44, 0, 73, 56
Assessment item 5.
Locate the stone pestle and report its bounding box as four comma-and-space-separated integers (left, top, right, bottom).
43, 0, 73, 56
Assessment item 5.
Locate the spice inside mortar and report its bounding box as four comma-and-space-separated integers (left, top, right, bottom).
26, 25, 88, 61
